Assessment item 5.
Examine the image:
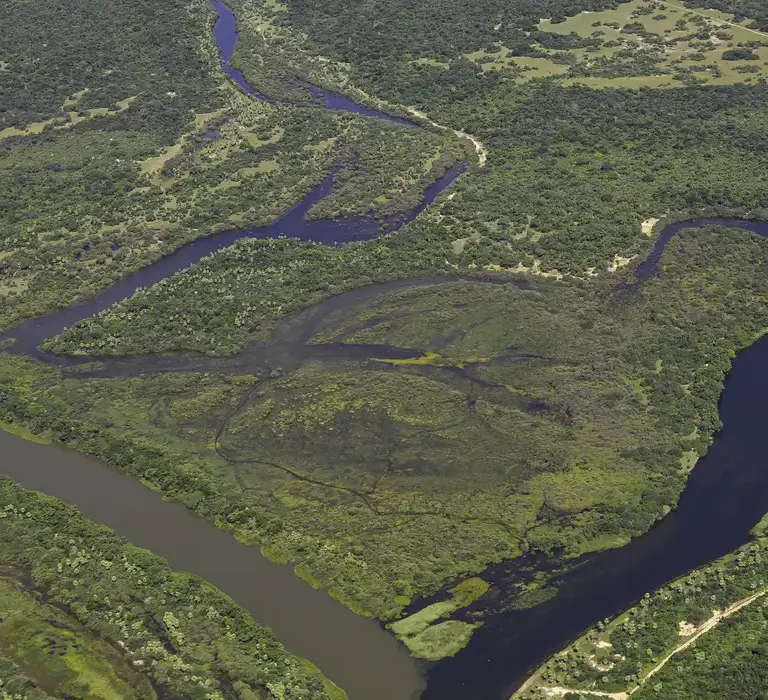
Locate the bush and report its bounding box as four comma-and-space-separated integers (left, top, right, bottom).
722, 48, 759, 60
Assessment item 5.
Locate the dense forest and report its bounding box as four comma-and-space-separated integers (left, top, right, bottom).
0, 0, 220, 134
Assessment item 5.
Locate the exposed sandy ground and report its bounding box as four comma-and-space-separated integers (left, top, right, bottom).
407, 107, 488, 167
641, 218, 659, 237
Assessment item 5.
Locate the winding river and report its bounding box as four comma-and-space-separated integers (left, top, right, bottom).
425, 224, 768, 699
3, 2, 768, 699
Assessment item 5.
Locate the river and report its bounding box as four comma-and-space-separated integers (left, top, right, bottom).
0, 429, 425, 700
424, 286, 768, 699
2, 1, 768, 699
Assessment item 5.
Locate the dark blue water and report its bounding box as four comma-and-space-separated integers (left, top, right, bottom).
634, 217, 768, 282
210, 0, 270, 99
1, 164, 464, 359
423, 219, 768, 700
2, 1, 465, 360
211, 0, 417, 125
307, 86, 418, 126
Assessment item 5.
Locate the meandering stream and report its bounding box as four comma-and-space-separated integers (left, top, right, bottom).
3, 2, 768, 699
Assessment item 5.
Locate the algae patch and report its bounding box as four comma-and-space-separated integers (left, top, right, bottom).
389, 576, 489, 660
373, 351, 490, 368
399, 620, 481, 661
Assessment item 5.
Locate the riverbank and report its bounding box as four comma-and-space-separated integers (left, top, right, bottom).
2, 220, 768, 700
0, 428, 425, 700
0, 474, 348, 700
4, 0, 768, 698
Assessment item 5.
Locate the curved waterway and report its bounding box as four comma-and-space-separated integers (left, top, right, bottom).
0, 4, 456, 699
210, 0, 417, 127
424, 220, 768, 700
2, 214, 768, 700
3, 1, 768, 699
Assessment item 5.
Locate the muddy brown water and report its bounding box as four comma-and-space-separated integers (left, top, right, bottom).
0, 428, 425, 700
4, 0, 768, 695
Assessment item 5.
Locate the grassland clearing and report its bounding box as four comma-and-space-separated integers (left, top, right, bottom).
461, 0, 768, 88
0, 94, 138, 142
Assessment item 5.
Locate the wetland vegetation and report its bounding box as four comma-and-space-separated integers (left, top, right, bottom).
6, 224, 768, 630
5, 0, 768, 696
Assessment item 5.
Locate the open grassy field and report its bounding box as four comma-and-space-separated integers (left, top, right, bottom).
461, 0, 768, 87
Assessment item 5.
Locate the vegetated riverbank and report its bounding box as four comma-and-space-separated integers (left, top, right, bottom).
0, 473, 348, 700
4, 1, 768, 692
0, 429, 423, 700
514, 521, 768, 700
421, 225, 768, 700
4, 219, 759, 698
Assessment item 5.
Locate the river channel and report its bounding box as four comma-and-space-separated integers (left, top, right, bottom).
3, 2, 768, 699
425, 222, 768, 700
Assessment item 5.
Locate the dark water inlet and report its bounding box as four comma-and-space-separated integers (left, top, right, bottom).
211, 0, 271, 100
0, 3, 462, 698
1, 0, 466, 359
210, 0, 417, 126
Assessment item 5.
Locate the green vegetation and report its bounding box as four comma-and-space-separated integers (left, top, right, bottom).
514, 528, 768, 700
534, 0, 768, 88
248, 0, 768, 98
389, 577, 489, 659
7, 225, 768, 621
208, 0, 768, 280
0, 0, 218, 131
7, 0, 768, 685
399, 620, 480, 661
722, 47, 760, 60
700, 0, 768, 31
0, 477, 343, 700
0, 0, 464, 331
0, 577, 155, 700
